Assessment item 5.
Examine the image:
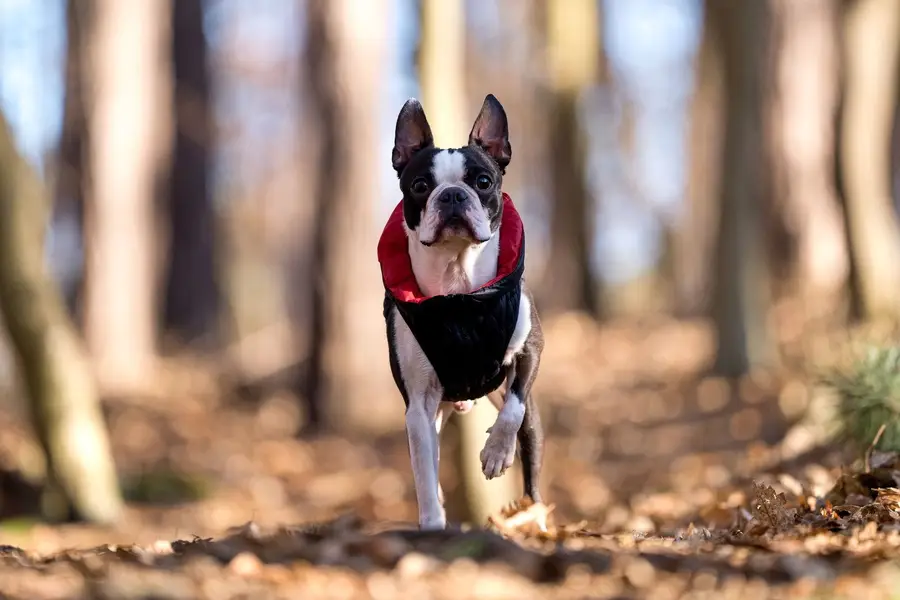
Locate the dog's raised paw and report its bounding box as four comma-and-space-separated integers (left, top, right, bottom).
480, 430, 516, 479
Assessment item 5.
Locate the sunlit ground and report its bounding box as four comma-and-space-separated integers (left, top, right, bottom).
2, 311, 899, 598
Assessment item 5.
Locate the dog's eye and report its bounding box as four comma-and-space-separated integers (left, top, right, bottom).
411, 178, 429, 196
475, 174, 493, 191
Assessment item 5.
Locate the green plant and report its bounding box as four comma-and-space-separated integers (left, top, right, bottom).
824, 345, 900, 453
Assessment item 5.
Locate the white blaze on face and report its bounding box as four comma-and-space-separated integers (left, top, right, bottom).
432, 149, 465, 184
417, 150, 492, 244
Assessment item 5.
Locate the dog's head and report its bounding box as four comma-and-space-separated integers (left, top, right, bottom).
391, 94, 511, 247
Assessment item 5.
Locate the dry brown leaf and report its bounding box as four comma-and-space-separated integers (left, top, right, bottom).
750, 482, 793, 534
845, 493, 872, 507
825, 474, 871, 507
488, 498, 555, 536
876, 487, 900, 508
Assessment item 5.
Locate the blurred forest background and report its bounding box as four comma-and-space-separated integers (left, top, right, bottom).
1, 0, 900, 560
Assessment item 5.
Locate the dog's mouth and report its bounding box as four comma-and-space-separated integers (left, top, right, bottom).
421, 216, 488, 246
441, 215, 477, 239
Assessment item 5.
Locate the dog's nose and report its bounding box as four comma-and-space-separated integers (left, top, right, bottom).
438, 188, 467, 205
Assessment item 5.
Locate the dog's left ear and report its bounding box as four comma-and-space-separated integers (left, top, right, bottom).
468, 94, 511, 172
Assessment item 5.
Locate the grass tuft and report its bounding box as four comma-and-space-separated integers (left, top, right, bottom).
824, 346, 900, 453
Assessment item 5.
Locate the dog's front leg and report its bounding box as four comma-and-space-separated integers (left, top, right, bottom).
406, 392, 445, 529
481, 339, 542, 488
434, 402, 455, 506
480, 364, 525, 480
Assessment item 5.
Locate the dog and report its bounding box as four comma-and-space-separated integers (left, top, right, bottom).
377, 94, 544, 530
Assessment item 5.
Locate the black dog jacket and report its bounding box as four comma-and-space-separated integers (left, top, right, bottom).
378, 193, 525, 401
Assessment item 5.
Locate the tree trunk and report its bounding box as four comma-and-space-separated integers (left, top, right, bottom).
418, 0, 519, 527
54, 0, 92, 321
304, 0, 392, 433
710, 0, 776, 377
673, 4, 724, 317
0, 111, 122, 524
82, 0, 171, 396
839, 0, 900, 321
769, 0, 848, 313
162, 0, 219, 347
539, 0, 601, 317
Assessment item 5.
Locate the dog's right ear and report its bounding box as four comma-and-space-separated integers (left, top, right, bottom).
392, 99, 434, 175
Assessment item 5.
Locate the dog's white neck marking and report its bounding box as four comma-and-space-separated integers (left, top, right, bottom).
407, 233, 500, 296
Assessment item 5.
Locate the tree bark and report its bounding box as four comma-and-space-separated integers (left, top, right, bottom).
0, 110, 122, 524
418, 0, 519, 526
82, 0, 171, 396
539, 0, 602, 318
673, 4, 724, 317
304, 0, 392, 433
769, 0, 848, 311
710, 0, 776, 377
54, 0, 92, 321
839, 0, 900, 321
162, 0, 219, 347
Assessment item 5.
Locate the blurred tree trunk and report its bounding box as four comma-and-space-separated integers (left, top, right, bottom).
763, 5, 800, 298
839, 0, 900, 321
769, 0, 848, 315
0, 111, 122, 524
465, 0, 544, 206
162, 0, 219, 347
54, 0, 91, 321
673, 3, 723, 317
304, 0, 392, 433
82, 0, 171, 396
710, 0, 776, 377
539, 0, 602, 317
418, 0, 519, 527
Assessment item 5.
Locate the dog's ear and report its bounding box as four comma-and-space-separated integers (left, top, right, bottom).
392, 99, 434, 175
468, 94, 511, 172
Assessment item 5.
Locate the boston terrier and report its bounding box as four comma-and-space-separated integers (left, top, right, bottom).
378, 94, 545, 530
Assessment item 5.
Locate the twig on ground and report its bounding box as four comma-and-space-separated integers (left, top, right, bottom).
865, 423, 887, 473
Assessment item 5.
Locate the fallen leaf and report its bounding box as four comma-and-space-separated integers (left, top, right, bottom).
876, 487, 900, 512
488, 498, 555, 537
750, 482, 793, 534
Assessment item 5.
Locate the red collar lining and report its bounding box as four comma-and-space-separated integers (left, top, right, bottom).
378, 193, 524, 304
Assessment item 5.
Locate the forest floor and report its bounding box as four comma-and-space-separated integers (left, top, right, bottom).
1, 313, 900, 599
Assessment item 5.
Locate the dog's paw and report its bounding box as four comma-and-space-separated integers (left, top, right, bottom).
480, 429, 516, 479
418, 504, 446, 530
419, 515, 447, 530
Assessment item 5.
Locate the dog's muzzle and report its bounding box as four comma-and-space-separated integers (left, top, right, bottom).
435, 188, 482, 241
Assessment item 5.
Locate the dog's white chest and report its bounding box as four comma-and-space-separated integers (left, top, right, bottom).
408, 234, 500, 296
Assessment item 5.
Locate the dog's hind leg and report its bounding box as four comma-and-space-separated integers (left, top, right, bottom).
516, 390, 543, 503
514, 295, 544, 503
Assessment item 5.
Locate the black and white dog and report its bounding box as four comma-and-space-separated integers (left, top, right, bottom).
378, 94, 544, 530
